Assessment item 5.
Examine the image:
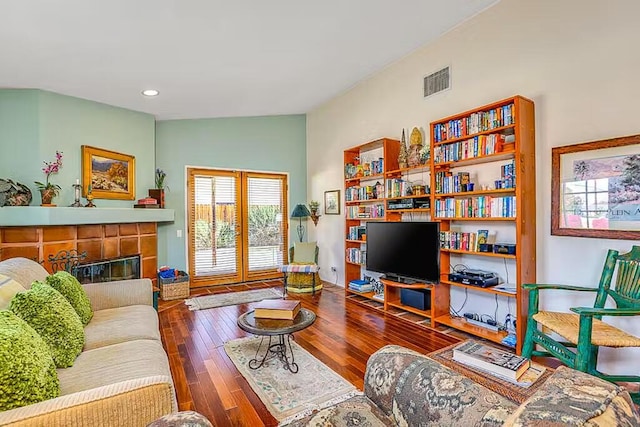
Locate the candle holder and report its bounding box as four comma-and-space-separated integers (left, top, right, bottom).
70, 183, 83, 207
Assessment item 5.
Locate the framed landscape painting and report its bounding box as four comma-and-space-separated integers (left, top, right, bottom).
551, 134, 640, 239
82, 146, 135, 200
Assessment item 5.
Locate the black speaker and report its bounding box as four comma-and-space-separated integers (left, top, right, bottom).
400, 288, 431, 311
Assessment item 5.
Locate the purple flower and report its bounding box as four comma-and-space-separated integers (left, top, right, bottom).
35, 151, 64, 194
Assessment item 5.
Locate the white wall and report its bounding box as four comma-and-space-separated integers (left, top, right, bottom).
306, 0, 640, 372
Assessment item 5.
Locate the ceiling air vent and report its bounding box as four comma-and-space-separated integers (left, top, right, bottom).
424, 66, 450, 98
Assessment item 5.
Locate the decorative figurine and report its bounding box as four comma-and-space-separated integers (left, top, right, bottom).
85, 184, 96, 208
398, 129, 409, 169
408, 127, 423, 168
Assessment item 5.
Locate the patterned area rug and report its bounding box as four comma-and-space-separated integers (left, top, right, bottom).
224, 336, 358, 421
184, 287, 282, 310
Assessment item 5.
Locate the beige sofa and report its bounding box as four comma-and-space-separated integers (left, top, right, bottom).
0, 257, 176, 427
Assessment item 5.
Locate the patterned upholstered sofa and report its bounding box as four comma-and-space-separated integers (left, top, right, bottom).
0, 257, 176, 426
283, 345, 640, 426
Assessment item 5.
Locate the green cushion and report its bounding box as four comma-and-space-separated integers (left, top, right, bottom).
293, 242, 317, 263
0, 310, 59, 411
46, 271, 93, 326
9, 281, 85, 368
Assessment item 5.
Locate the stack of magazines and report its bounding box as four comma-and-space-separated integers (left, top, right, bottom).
452, 340, 545, 387
348, 279, 373, 293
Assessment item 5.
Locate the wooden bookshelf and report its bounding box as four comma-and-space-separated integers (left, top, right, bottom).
430, 95, 536, 354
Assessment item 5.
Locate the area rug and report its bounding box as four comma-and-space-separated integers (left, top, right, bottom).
184, 287, 282, 310
224, 336, 358, 422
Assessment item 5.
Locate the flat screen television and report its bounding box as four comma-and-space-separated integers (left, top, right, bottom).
366, 221, 440, 283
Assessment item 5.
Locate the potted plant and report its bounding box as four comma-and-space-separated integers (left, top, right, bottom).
34, 151, 63, 206
149, 168, 167, 208
308, 200, 321, 225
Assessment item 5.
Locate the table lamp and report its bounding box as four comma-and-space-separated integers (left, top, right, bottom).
291, 204, 311, 242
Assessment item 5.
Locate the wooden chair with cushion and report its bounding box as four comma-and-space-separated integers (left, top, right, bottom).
522, 246, 640, 403
278, 242, 321, 296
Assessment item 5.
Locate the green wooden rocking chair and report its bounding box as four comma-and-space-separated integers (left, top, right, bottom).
522, 246, 640, 403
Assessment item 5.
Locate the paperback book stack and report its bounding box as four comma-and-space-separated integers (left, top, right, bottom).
348, 279, 373, 293
453, 340, 545, 387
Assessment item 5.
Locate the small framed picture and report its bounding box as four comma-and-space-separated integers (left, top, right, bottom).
324, 190, 340, 215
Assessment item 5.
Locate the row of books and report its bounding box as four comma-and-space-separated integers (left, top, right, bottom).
434, 171, 471, 194
346, 205, 385, 219
347, 225, 366, 241
452, 340, 545, 386
345, 184, 383, 202
433, 104, 515, 142
496, 160, 516, 190
439, 230, 478, 252
346, 248, 366, 265
433, 134, 507, 163
344, 158, 384, 179
434, 196, 516, 218
386, 178, 412, 198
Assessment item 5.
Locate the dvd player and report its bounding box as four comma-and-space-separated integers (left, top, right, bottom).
448, 270, 499, 288
388, 199, 415, 209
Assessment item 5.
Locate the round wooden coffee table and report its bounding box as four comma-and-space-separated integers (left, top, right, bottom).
237, 307, 316, 373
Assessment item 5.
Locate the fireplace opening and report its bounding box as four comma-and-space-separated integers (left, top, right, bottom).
72, 254, 141, 284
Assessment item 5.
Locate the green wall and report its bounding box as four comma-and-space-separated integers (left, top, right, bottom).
0, 88, 307, 273
0, 90, 41, 194
155, 115, 307, 270
0, 89, 155, 208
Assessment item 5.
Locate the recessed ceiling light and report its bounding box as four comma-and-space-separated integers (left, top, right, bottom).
142, 89, 159, 97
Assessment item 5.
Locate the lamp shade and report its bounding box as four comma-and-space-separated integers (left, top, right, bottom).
291, 204, 311, 218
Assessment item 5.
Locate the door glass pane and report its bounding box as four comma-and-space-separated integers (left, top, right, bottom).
247, 177, 285, 271
193, 175, 238, 276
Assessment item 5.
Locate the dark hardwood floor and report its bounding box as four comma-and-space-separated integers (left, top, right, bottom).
158, 281, 460, 427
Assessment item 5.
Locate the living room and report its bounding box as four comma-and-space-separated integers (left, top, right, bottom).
1, 0, 640, 426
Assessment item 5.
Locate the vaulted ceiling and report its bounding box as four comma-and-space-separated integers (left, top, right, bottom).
0, 0, 498, 119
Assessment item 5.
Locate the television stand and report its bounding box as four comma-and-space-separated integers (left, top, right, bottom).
380, 278, 449, 322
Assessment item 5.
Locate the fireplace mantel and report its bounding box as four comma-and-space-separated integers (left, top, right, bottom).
0, 207, 174, 226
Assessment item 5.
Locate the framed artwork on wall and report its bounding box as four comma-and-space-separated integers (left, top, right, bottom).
82, 145, 135, 200
551, 134, 640, 240
324, 190, 340, 215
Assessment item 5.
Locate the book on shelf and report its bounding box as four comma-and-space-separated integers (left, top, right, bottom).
253, 299, 301, 320
349, 279, 373, 293
457, 357, 547, 388
372, 293, 384, 302
452, 340, 530, 381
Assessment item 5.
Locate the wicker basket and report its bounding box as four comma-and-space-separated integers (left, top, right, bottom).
158, 271, 190, 300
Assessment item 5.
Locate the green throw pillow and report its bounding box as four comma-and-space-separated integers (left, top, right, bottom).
9, 281, 85, 368
46, 271, 93, 326
0, 310, 59, 411
293, 242, 317, 263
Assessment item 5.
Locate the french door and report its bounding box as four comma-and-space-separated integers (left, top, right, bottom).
187, 168, 288, 287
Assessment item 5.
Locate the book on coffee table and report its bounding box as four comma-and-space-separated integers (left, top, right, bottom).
453, 340, 530, 381
254, 299, 301, 320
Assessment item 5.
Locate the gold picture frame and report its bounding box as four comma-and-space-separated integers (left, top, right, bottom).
551, 134, 640, 240
82, 145, 135, 200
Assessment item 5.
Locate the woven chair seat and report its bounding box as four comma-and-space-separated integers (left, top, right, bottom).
533, 311, 640, 347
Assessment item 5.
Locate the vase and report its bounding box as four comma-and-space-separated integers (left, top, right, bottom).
149, 189, 165, 208
40, 188, 56, 206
